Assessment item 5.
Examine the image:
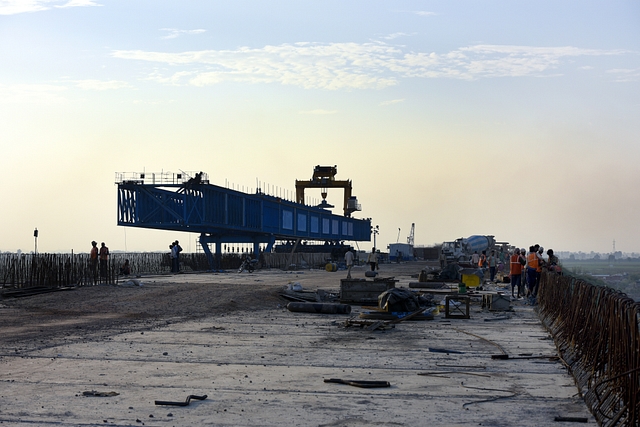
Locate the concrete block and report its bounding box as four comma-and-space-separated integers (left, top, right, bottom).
482, 293, 510, 311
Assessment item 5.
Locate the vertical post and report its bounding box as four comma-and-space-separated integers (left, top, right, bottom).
199, 233, 215, 271
215, 241, 222, 271
34, 228, 38, 254
372, 225, 379, 250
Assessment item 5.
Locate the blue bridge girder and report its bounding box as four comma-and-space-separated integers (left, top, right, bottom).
116, 175, 371, 269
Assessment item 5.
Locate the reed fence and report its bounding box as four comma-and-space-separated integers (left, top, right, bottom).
0, 251, 338, 289
261, 252, 333, 269
538, 271, 640, 427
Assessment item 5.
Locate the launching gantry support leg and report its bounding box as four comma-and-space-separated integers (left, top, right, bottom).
199, 233, 276, 271
295, 165, 360, 217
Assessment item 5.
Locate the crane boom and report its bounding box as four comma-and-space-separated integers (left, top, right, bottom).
407, 223, 415, 246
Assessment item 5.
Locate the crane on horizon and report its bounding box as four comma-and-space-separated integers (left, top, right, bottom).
407, 223, 415, 246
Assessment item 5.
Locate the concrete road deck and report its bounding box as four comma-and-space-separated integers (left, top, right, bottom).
0, 263, 593, 426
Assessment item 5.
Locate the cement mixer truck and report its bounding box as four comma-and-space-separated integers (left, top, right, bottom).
441, 235, 498, 263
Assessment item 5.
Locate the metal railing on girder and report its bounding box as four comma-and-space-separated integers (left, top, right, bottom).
115, 171, 209, 186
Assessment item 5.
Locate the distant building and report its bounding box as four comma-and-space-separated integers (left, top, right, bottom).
388, 243, 414, 262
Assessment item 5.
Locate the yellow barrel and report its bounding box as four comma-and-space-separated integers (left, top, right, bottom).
325, 263, 337, 272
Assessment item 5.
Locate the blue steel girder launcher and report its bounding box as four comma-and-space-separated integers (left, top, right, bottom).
116, 168, 371, 269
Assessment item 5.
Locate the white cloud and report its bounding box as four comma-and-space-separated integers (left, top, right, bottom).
414, 11, 436, 17
379, 99, 405, 106
298, 109, 338, 115
380, 32, 412, 41
145, 70, 194, 85
0, 83, 67, 104
160, 28, 206, 40
399, 45, 627, 80
55, 0, 100, 9
111, 42, 628, 90
0, 0, 46, 14
73, 79, 132, 90
113, 43, 401, 90
0, 0, 100, 15
606, 68, 640, 82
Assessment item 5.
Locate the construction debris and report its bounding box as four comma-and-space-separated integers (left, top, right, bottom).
324, 378, 390, 388
482, 293, 511, 311
286, 302, 351, 314
358, 311, 434, 321
491, 354, 559, 360
429, 348, 465, 354
339, 278, 397, 304
554, 416, 589, 423
82, 391, 119, 397
442, 295, 470, 319
343, 319, 394, 330
279, 283, 339, 303
408, 281, 447, 289
155, 394, 208, 406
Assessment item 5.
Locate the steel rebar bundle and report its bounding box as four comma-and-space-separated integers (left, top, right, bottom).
538, 272, 640, 427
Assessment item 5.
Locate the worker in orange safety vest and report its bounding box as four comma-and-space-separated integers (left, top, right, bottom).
509, 248, 523, 298
526, 246, 539, 300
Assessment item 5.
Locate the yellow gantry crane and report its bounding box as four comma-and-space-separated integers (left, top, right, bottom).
295, 165, 361, 217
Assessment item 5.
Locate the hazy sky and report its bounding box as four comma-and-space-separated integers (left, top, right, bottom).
1, 0, 639, 254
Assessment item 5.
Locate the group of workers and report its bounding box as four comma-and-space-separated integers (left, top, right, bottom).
169, 240, 183, 273
89, 240, 113, 282
508, 244, 561, 302
343, 247, 378, 279
89, 240, 131, 282
470, 245, 561, 303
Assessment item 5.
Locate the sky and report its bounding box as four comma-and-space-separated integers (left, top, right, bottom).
1, 0, 639, 255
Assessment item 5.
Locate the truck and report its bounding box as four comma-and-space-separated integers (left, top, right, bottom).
441, 235, 497, 263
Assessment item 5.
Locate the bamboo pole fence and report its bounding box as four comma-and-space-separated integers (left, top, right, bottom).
0, 251, 338, 289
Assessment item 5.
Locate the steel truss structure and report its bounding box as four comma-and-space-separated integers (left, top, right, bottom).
116, 171, 371, 269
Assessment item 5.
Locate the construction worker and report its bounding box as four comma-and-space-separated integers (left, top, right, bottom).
169, 243, 175, 272
478, 251, 487, 268
119, 259, 131, 276
526, 246, 539, 302
510, 248, 523, 298
535, 245, 546, 293
546, 249, 561, 274
487, 250, 498, 282
89, 241, 98, 284
345, 249, 354, 279
367, 247, 378, 271
99, 242, 109, 280
171, 240, 183, 273
471, 251, 479, 266
519, 248, 527, 297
